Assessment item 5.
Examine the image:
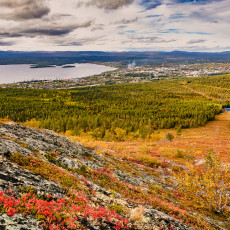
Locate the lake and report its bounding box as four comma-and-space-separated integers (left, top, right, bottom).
0, 63, 116, 84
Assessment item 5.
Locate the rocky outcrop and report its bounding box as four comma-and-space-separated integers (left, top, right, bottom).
144, 208, 194, 230
0, 159, 65, 198
0, 138, 32, 157
0, 123, 84, 157
0, 213, 42, 230
0, 122, 195, 230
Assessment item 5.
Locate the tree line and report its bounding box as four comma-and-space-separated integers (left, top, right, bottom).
0, 78, 226, 140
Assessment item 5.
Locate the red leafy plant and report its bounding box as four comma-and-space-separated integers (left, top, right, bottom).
0, 190, 129, 230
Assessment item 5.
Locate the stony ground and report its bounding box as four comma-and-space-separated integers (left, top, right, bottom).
0, 122, 227, 229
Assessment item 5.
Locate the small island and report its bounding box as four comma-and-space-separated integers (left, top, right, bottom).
30, 64, 56, 69
62, 65, 76, 68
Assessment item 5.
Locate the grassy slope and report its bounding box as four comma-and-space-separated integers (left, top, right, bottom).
65, 112, 230, 229
68, 111, 230, 163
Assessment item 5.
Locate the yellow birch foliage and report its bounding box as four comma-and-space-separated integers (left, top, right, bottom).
175, 151, 230, 213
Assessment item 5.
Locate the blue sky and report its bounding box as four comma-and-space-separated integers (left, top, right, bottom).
0, 0, 229, 51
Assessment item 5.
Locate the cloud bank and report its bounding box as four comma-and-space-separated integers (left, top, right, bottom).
0, 0, 50, 20
0, 0, 229, 51
77, 0, 134, 10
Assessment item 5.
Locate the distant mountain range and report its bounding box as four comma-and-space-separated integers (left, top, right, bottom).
1, 51, 230, 65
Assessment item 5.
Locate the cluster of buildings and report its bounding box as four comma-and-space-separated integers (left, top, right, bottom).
121, 63, 230, 78
1, 63, 230, 90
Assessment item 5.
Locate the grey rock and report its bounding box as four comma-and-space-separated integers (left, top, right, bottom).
0, 123, 83, 157
0, 138, 32, 156
144, 208, 194, 230
0, 160, 65, 198
0, 139, 8, 155
57, 157, 82, 169
0, 213, 42, 230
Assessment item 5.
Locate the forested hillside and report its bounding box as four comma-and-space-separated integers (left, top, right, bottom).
0, 75, 230, 230
0, 75, 229, 140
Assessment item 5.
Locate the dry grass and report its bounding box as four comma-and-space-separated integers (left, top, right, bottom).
171, 111, 230, 162
66, 111, 230, 164
0, 118, 13, 124
130, 205, 146, 222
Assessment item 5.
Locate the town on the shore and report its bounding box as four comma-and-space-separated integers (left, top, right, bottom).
2, 62, 230, 89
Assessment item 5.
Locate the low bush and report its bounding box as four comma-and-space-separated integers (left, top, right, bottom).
174, 151, 230, 214
0, 190, 129, 230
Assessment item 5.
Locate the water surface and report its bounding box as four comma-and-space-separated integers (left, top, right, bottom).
0, 63, 116, 84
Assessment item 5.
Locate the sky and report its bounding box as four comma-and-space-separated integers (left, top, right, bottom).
0, 0, 229, 52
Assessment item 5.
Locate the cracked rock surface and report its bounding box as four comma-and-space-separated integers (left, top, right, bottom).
0, 159, 65, 198
0, 213, 42, 230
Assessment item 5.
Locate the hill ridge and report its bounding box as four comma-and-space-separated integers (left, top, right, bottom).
0, 122, 194, 230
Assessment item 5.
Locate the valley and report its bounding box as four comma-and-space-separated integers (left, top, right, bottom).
0, 74, 229, 229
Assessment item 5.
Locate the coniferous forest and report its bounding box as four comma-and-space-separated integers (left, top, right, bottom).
0, 75, 229, 140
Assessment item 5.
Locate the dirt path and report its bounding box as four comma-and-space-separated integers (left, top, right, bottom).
182, 84, 222, 101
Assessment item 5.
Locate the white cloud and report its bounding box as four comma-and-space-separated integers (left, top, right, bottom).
0, 0, 229, 51
77, 0, 134, 10
0, 0, 50, 20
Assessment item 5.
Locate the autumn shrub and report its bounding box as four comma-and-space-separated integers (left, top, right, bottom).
150, 133, 164, 141
80, 165, 89, 174
24, 118, 41, 129
176, 126, 182, 137
174, 150, 194, 160
133, 153, 160, 167
103, 130, 116, 141
174, 150, 184, 158
139, 144, 151, 153
0, 190, 129, 230
114, 127, 126, 141
17, 141, 29, 149
108, 205, 127, 215
166, 133, 174, 142
45, 151, 59, 164
0, 118, 13, 124
174, 151, 230, 214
